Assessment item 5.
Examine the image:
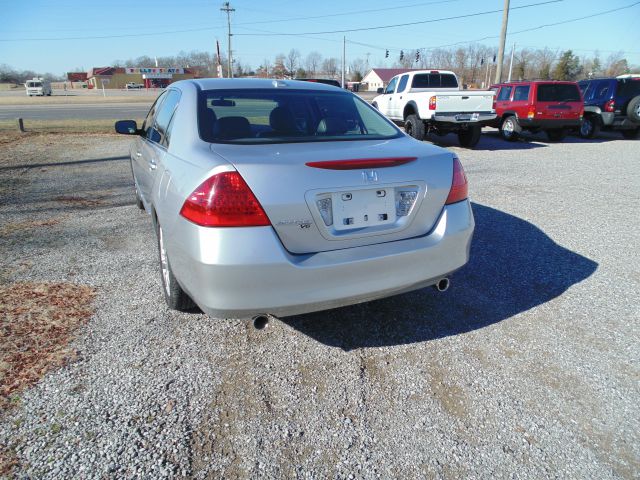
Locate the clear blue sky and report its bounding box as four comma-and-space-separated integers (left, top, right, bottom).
0, 0, 638, 74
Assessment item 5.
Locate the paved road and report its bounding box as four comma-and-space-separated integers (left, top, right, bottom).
0, 102, 151, 120
0, 91, 378, 120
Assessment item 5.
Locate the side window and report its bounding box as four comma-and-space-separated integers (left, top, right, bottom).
385, 77, 398, 94
579, 81, 593, 101
397, 75, 409, 93
142, 92, 167, 140
595, 81, 610, 100
440, 74, 458, 88
153, 90, 181, 147
497, 86, 513, 101
513, 85, 530, 101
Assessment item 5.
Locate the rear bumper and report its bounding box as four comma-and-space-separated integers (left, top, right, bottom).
432, 112, 496, 125
166, 200, 475, 318
602, 114, 639, 129
518, 118, 581, 129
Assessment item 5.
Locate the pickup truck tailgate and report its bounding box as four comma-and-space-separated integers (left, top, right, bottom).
434, 91, 494, 113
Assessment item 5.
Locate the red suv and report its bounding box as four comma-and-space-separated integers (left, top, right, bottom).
490, 81, 584, 142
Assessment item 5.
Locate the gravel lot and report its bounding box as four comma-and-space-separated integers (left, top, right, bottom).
0, 129, 638, 478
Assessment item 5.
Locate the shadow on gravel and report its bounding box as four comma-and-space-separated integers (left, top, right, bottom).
0, 155, 129, 171
429, 131, 548, 151
282, 203, 598, 350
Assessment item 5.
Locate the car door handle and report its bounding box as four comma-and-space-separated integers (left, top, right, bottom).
148, 159, 157, 170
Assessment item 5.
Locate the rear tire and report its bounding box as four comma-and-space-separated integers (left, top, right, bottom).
404, 114, 425, 141
457, 125, 481, 148
579, 115, 601, 139
546, 129, 567, 142
500, 116, 520, 141
371, 102, 378, 110
621, 128, 640, 139
626, 96, 640, 123
154, 217, 196, 312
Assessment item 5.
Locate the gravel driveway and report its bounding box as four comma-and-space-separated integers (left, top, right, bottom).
0, 130, 638, 478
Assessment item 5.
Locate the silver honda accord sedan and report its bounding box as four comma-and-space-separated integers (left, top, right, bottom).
115, 78, 474, 319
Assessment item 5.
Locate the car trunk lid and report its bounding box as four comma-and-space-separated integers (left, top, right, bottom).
210, 137, 454, 254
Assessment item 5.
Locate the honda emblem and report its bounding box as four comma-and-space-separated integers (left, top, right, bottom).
362, 170, 378, 183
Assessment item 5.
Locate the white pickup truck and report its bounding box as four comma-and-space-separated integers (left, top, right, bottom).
372, 70, 496, 148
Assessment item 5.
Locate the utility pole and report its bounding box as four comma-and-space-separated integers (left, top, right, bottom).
494, 0, 510, 84
221, 2, 235, 78
507, 43, 515, 82
216, 40, 224, 78
342, 36, 346, 88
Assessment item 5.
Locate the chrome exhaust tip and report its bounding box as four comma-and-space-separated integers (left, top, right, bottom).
252, 314, 270, 330
434, 277, 450, 292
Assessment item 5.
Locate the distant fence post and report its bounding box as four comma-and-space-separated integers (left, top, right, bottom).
17, 118, 25, 132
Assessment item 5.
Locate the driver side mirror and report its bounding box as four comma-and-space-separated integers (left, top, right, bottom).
115, 120, 139, 135
377, 88, 384, 94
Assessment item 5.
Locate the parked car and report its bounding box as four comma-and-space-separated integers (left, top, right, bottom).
294, 78, 342, 88
490, 80, 583, 142
114, 78, 474, 319
371, 70, 496, 149
577, 76, 640, 139
126, 82, 144, 89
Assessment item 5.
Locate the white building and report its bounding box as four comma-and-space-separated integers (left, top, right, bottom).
361, 68, 423, 91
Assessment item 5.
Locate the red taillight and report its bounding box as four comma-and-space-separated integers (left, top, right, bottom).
429, 96, 437, 110
179, 171, 270, 227
604, 99, 615, 112
305, 157, 416, 170
445, 157, 468, 205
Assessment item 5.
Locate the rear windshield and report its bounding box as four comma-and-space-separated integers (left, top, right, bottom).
617, 78, 640, 97
411, 73, 458, 89
536, 84, 581, 102
198, 89, 401, 144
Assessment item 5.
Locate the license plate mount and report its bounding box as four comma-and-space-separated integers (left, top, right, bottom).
332, 188, 396, 231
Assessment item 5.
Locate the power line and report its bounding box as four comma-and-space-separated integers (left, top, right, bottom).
232, 0, 463, 26
0, 26, 218, 42
233, 0, 563, 36
347, 2, 640, 55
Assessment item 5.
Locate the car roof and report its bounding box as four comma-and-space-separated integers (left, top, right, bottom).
492, 80, 578, 87
185, 77, 343, 92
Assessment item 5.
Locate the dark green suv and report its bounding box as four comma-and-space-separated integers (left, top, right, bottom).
577, 76, 640, 139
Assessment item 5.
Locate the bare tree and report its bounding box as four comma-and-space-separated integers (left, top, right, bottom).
605, 51, 630, 76
349, 58, 366, 82
305, 51, 322, 76
532, 48, 557, 79
322, 57, 338, 78
285, 49, 301, 77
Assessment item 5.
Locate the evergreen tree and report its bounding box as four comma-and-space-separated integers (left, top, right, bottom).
552, 50, 582, 80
